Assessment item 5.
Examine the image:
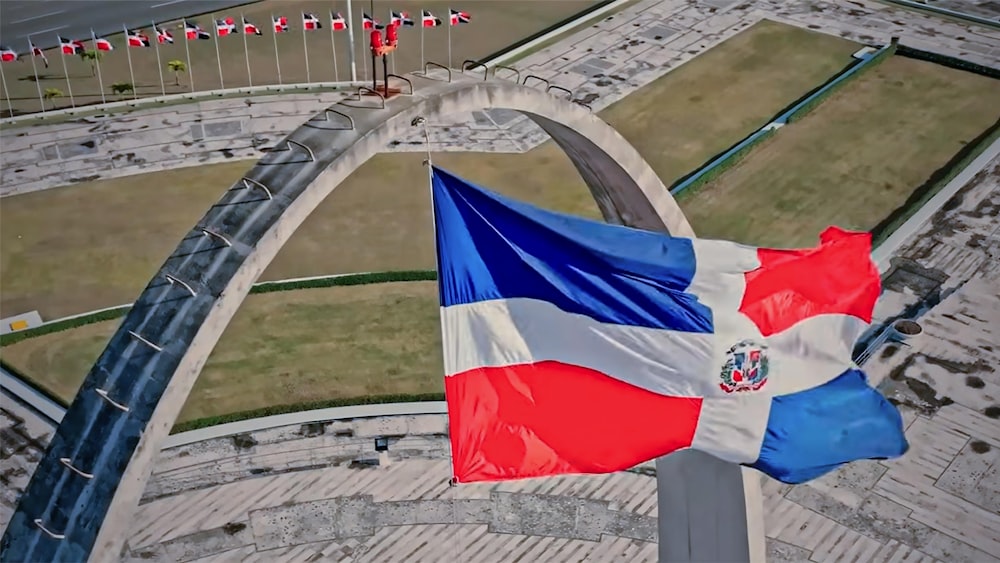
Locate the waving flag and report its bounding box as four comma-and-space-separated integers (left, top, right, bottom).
243, 17, 262, 36
127, 29, 151, 47
0, 46, 17, 62
303, 12, 322, 30
330, 12, 348, 31
422, 10, 442, 27
93, 34, 114, 51
431, 167, 908, 485
29, 41, 49, 67
449, 8, 471, 25
362, 13, 383, 30
155, 25, 174, 44
273, 15, 289, 33
215, 17, 238, 36
59, 37, 85, 55
391, 11, 415, 27
185, 21, 211, 40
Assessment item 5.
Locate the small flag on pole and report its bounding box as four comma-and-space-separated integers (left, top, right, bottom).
127, 29, 151, 47
331, 12, 348, 31
243, 17, 262, 36
391, 11, 414, 27
29, 40, 49, 68
185, 21, 211, 40
421, 10, 442, 27
59, 37, 85, 55
95, 36, 115, 51
362, 13, 383, 30
303, 12, 322, 30
273, 15, 289, 33
449, 8, 471, 25
155, 25, 174, 44
215, 17, 238, 37
0, 46, 17, 62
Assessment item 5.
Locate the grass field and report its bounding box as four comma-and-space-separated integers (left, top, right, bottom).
0, 20, 862, 320
680, 55, 1000, 248
0, 282, 443, 423
1, 0, 596, 116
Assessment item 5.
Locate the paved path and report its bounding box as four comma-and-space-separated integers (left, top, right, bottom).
2, 0, 999, 197
0, 0, 257, 50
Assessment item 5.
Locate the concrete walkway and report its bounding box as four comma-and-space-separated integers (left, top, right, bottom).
2, 0, 998, 197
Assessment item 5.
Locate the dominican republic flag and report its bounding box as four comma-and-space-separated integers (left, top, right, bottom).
449, 8, 471, 25
432, 167, 909, 485
0, 46, 17, 62
302, 12, 322, 30
59, 37, 85, 55
273, 15, 288, 33
243, 17, 262, 36
422, 10, 442, 27
215, 17, 238, 36
362, 13, 382, 30
94, 35, 114, 51
330, 12, 347, 31
155, 25, 174, 44
185, 21, 211, 40
29, 41, 49, 67
127, 29, 151, 47
390, 11, 414, 27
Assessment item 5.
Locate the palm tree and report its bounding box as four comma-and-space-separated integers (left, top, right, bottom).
110, 82, 134, 100
78, 49, 102, 76
43, 87, 63, 110
167, 59, 186, 87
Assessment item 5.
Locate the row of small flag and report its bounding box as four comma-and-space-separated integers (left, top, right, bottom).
0, 8, 470, 63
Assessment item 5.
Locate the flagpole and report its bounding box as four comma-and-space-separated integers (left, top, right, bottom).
212, 15, 225, 89
241, 14, 252, 87
90, 29, 107, 104
420, 17, 424, 71
57, 35, 76, 107
329, 11, 339, 82
26, 36, 46, 113
271, 14, 282, 84
152, 21, 166, 95
301, 13, 311, 83
344, 0, 356, 82
447, 9, 452, 70
122, 25, 138, 99
0, 63, 12, 117
359, 12, 367, 83
183, 20, 195, 90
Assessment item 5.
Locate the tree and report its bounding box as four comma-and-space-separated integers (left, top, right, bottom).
78, 49, 102, 76
110, 82, 134, 100
43, 87, 63, 110
167, 59, 186, 87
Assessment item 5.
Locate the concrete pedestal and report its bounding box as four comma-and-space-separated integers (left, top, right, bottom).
656, 450, 766, 563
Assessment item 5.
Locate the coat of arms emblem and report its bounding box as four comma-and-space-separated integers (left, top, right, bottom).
719, 339, 769, 393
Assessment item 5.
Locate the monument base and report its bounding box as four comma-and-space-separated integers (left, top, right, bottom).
656, 450, 766, 562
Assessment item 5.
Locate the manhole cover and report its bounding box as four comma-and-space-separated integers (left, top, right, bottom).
893, 319, 923, 336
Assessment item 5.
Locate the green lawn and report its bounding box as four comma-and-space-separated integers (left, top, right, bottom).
679, 55, 1000, 248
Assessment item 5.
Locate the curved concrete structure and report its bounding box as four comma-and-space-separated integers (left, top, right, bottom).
1, 69, 755, 562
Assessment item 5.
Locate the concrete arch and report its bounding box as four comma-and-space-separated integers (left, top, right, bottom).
2, 72, 698, 562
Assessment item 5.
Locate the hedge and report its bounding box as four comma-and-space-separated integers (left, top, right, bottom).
0, 270, 438, 347
0, 306, 131, 347
669, 128, 778, 197
895, 45, 1000, 79
170, 392, 446, 434
783, 42, 896, 124
870, 117, 1000, 248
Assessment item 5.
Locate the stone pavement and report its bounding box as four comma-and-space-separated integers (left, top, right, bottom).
2, 0, 999, 197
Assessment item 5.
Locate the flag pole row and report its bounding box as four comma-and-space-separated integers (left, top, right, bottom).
0, 8, 472, 116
